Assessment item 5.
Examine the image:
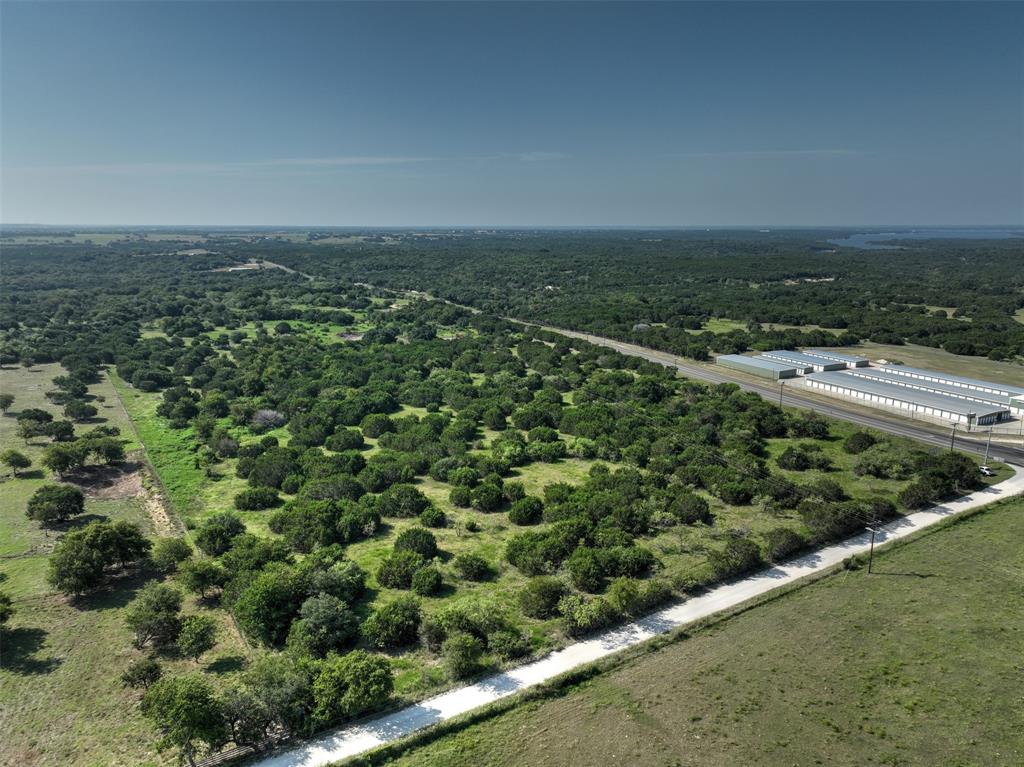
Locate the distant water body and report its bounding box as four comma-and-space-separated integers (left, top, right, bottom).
829, 229, 1024, 250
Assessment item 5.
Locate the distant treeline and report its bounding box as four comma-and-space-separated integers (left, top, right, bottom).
237, 231, 1024, 361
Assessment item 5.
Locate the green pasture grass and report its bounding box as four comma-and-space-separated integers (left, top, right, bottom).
386, 495, 1024, 767
760, 322, 846, 335
821, 341, 1024, 385
0, 364, 249, 767
684, 317, 748, 335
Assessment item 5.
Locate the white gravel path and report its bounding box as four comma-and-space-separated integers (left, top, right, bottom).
252, 466, 1024, 767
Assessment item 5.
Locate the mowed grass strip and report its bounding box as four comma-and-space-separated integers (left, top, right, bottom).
384, 497, 1024, 767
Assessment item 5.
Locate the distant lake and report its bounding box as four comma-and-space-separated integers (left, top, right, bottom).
829, 229, 1024, 250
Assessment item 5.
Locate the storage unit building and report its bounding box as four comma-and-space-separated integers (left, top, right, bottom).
843, 367, 1024, 416
876, 365, 1024, 400
716, 354, 799, 380
760, 350, 847, 373
804, 371, 1011, 425
802, 349, 870, 368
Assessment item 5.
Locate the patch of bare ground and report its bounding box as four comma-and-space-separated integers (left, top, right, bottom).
67, 455, 180, 537
71, 462, 144, 500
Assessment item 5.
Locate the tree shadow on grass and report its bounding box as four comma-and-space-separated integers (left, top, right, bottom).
432, 582, 458, 599
73, 568, 157, 612
207, 654, 248, 674
0, 627, 62, 675
58, 513, 110, 531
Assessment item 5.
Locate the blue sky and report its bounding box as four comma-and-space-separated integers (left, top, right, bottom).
2, 1, 1021, 226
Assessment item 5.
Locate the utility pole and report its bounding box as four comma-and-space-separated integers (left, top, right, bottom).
984, 427, 993, 465
949, 422, 957, 453
866, 526, 879, 574
778, 380, 785, 407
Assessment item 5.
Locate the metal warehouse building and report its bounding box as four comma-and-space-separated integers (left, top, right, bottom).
805, 371, 1011, 425
716, 354, 799, 380
802, 349, 870, 367
844, 367, 1024, 416
760, 350, 847, 373
876, 364, 1024, 400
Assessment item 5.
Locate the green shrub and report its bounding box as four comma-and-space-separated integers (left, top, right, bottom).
763, 527, 807, 562
606, 577, 673, 615
452, 553, 492, 581
411, 566, 443, 596
310, 560, 366, 604
558, 594, 620, 636
234, 486, 280, 511
418, 506, 447, 528
121, 657, 162, 689
362, 596, 422, 649
194, 513, 245, 556
378, 484, 431, 518
394, 527, 438, 559
518, 576, 567, 619
442, 632, 485, 679
325, 428, 365, 452
843, 431, 878, 454
708, 537, 764, 580
125, 582, 183, 648
376, 550, 425, 590
449, 486, 472, 507
286, 594, 359, 657
177, 615, 218, 662
448, 467, 480, 488
151, 537, 192, 573
566, 546, 606, 592
667, 491, 708, 528
26, 484, 85, 525
471, 482, 504, 512
487, 629, 530, 660
360, 414, 395, 439
508, 496, 543, 525
312, 650, 393, 726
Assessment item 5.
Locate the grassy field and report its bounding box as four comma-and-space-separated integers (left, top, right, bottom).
760, 322, 845, 335
685, 318, 748, 335
111, 371, 293, 541
0, 364, 249, 767
1014, 308, 1024, 327
385, 495, 1024, 767
819, 341, 1024, 386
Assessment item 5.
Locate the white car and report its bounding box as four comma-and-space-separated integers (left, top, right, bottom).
979, 466, 996, 477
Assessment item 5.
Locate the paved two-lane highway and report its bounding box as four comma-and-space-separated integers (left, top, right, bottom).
518, 323, 1024, 465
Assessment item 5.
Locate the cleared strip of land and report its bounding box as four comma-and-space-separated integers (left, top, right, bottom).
252, 467, 1024, 767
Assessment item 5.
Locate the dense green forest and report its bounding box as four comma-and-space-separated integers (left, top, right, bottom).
0, 231, 1014, 765
236, 230, 1024, 361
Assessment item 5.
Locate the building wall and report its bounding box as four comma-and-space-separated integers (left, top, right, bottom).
845, 370, 1024, 416
716, 357, 796, 380
803, 377, 1010, 425
879, 366, 1020, 398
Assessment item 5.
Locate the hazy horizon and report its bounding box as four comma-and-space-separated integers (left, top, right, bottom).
3, 223, 1023, 232
3, 1, 1022, 227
